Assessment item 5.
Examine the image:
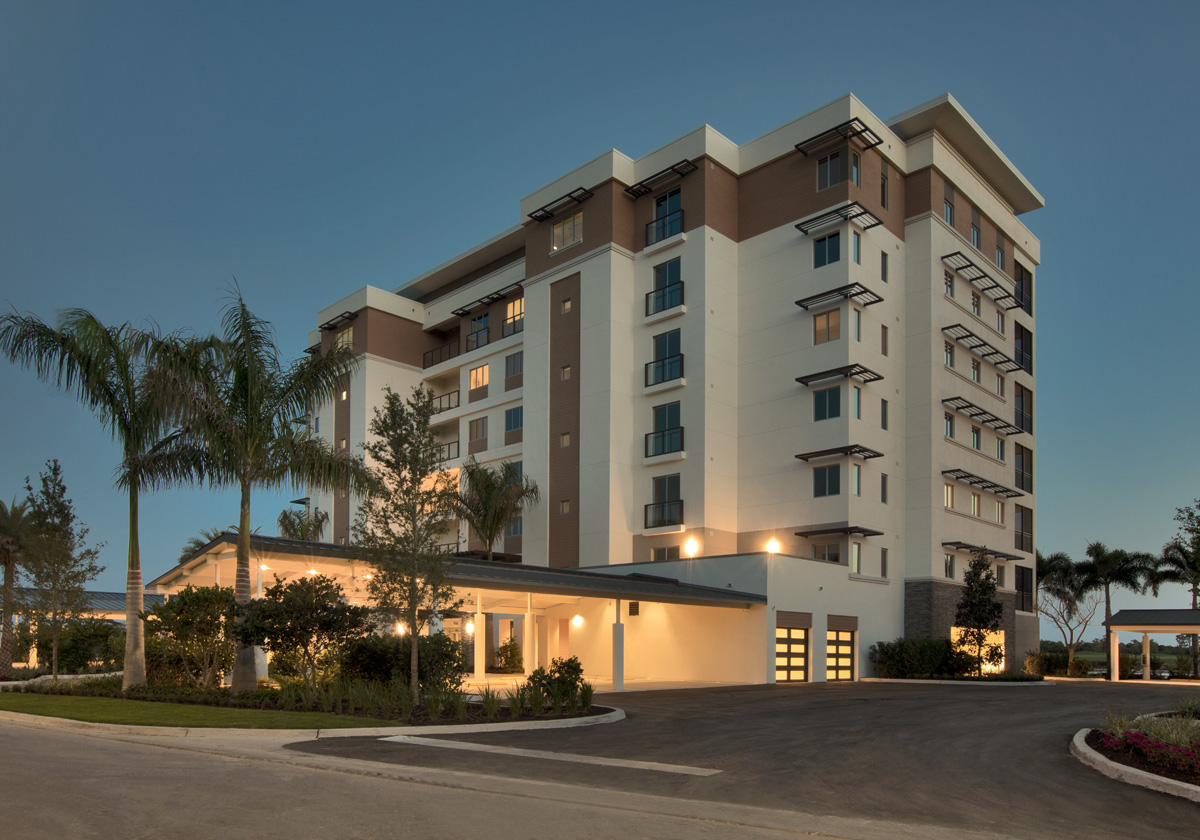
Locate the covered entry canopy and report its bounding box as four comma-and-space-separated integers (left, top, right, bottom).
1104, 609, 1200, 682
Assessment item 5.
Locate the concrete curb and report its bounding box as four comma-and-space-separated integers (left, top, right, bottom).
1070, 728, 1200, 803
1, 671, 123, 689
859, 678, 1051, 686
0, 705, 624, 740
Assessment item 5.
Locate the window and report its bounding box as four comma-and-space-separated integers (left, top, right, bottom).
1015, 262, 1033, 315
995, 235, 1005, 270
880, 547, 889, 578
505, 406, 523, 432
647, 328, 683, 385
560, 432, 570, 448
813, 309, 840, 344
881, 325, 888, 356
469, 364, 489, 390
814, 464, 841, 497
817, 152, 841, 190
335, 327, 353, 350
944, 412, 955, 438
971, 492, 981, 517
814, 543, 840, 563
880, 160, 889, 208
852, 231, 861, 264
971, 426, 981, 450
503, 298, 525, 336
314, 416, 319, 433
648, 401, 683, 456
971, 224, 981, 249
1015, 384, 1033, 433
880, 398, 888, 430
652, 545, 681, 563
648, 189, 683, 244
851, 463, 862, 496
1014, 323, 1033, 374
1016, 565, 1034, 611
339, 438, 347, 450
469, 417, 488, 441
552, 212, 582, 251
880, 250, 888, 283
561, 365, 571, 381
944, 482, 955, 509
945, 554, 956, 579
881, 473, 888, 504
560, 499, 571, 515
851, 542, 862, 574
505, 351, 523, 379
944, 341, 955, 367
996, 438, 1006, 461
852, 309, 861, 341
971, 359, 981, 383
971, 292, 981, 317
996, 374, 1005, 397
469, 312, 489, 342
561, 298, 572, 314
996, 564, 1005, 589
1015, 505, 1033, 553
814, 232, 841, 268
1015, 444, 1033, 492
852, 386, 861, 419
850, 152, 860, 186
814, 386, 841, 421
944, 272, 955, 297
650, 258, 683, 314
511, 460, 523, 480
944, 199, 954, 226
505, 517, 523, 538
648, 474, 682, 528
340, 389, 348, 401
996, 501, 1006, 524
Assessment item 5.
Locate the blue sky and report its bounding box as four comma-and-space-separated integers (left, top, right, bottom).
1, 1, 1197, 641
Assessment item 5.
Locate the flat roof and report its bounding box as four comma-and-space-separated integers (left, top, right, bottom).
1107, 609, 1200, 629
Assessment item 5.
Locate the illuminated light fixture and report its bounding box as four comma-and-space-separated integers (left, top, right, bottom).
572, 614, 583, 628
464, 621, 475, 635
362, 573, 373, 580
259, 564, 270, 571
395, 623, 406, 635
684, 537, 699, 558
307, 568, 318, 575
766, 538, 780, 555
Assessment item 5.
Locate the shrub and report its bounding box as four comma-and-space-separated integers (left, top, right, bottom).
871, 638, 972, 679
1023, 650, 1047, 676
527, 656, 584, 697
342, 633, 467, 692
495, 637, 523, 673
1177, 696, 1200, 720
527, 683, 546, 717
579, 681, 594, 711
479, 686, 501, 719
1067, 657, 1091, 678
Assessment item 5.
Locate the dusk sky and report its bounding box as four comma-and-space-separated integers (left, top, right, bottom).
2, 1, 1197, 640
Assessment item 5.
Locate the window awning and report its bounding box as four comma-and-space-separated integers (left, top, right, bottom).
796, 364, 884, 386
795, 444, 884, 462
942, 468, 1024, 498
942, 396, 1024, 436
942, 252, 1020, 311
319, 311, 358, 331
795, 283, 884, 310
795, 201, 882, 234
451, 283, 523, 318
1106, 609, 1200, 633
528, 187, 593, 222
941, 541, 1023, 562
623, 159, 699, 198
794, 118, 883, 156
942, 324, 1023, 373
794, 522, 885, 538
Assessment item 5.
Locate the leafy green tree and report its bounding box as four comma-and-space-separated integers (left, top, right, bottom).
21, 460, 104, 679
0, 497, 37, 677
277, 507, 329, 542
179, 288, 365, 693
142, 585, 237, 688
1035, 551, 1101, 669
953, 548, 1005, 676
353, 385, 460, 695
1149, 535, 1200, 678
0, 310, 202, 688
234, 574, 370, 691
455, 457, 540, 563
1074, 541, 1157, 680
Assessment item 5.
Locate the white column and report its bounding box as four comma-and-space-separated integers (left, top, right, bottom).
1142, 633, 1151, 681
473, 592, 486, 681
523, 593, 534, 676
256, 564, 263, 599
431, 592, 443, 635
1110, 630, 1120, 682
253, 563, 266, 679
26, 619, 37, 668
612, 599, 624, 691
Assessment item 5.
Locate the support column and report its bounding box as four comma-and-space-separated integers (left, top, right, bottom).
612, 599, 624, 692
473, 592, 486, 682
523, 593, 534, 676
253, 562, 266, 680
1142, 633, 1151, 681
27, 620, 37, 668
1110, 630, 1120, 682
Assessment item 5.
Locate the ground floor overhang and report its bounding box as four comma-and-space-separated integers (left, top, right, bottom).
1105, 609, 1200, 682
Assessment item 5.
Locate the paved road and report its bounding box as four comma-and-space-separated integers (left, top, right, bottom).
294, 680, 1200, 839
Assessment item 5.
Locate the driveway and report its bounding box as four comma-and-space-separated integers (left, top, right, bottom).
291, 680, 1200, 839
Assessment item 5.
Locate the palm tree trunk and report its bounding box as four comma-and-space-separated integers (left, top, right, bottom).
0, 560, 14, 679
1104, 584, 1113, 681
1192, 587, 1198, 679
123, 483, 147, 689
409, 603, 420, 703
230, 479, 257, 695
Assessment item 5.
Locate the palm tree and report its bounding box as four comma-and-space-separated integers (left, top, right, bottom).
0, 311, 202, 688
1149, 536, 1200, 678
1074, 541, 1157, 680
0, 498, 36, 677
180, 289, 365, 693
454, 457, 540, 563
277, 507, 329, 542
176, 527, 235, 565
1036, 550, 1078, 616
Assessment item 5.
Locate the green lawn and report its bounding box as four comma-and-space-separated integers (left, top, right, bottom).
0, 693, 402, 729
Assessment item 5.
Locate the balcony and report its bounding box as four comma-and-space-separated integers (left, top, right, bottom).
432, 390, 459, 414
465, 328, 490, 352
645, 354, 684, 387
502, 313, 524, 337
645, 500, 684, 529
438, 440, 460, 462
423, 339, 460, 369
645, 427, 684, 458
646, 281, 684, 316
646, 210, 683, 246
434, 541, 460, 554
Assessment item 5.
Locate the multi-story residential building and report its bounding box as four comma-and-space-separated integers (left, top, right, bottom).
291, 92, 1042, 681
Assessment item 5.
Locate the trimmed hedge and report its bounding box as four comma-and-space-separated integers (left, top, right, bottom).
870, 637, 973, 679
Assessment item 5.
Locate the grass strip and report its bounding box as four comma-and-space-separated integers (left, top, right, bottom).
0, 693, 401, 729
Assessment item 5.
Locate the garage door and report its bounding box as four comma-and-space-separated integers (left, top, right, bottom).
775, 627, 808, 683
826, 630, 854, 681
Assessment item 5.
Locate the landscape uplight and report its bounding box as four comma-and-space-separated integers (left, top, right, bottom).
766, 538, 780, 555
395, 623, 406, 636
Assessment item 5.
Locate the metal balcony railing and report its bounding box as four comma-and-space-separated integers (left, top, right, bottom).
438, 440, 460, 462
645, 354, 684, 387
645, 281, 684, 316
432, 391, 459, 413
646, 209, 683, 246
423, 339, 460, 369
502, 314, 524, 337
465, 327, 490, 352
645, 427, 684, 458
644, 500, 684, 529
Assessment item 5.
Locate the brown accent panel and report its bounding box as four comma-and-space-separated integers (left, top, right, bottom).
905, 166, 936, 219
776, 611, 813, 629
738, 147, 851, 242
333, 377, 351, 545
362, 309, 439, 366
525, 181, 630, 280
827, 614, 859, 632
468, 436, 488, 455
548, 273, 581, 568
505, 373, 523, 392
702, 158, 739, 242
504, 428, 523, 446
504, 535, 523, 556
468, 385, 488, 403
848, 151, 905, 241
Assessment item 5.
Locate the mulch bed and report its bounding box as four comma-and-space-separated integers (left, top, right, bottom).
1084, 729, 1200, 787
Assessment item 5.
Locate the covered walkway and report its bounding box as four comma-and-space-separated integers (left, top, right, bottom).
1105, 608, 1200, 682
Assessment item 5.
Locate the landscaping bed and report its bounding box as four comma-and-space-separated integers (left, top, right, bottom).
1084, 729, 1200, 787
1082, 699, 1200, 788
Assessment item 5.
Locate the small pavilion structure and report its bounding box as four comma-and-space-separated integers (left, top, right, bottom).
1105, 609, 1200, 682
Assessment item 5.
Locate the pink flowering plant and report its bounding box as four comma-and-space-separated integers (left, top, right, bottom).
1100, 731, 1200, 778
1101, 702, 1200, 779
